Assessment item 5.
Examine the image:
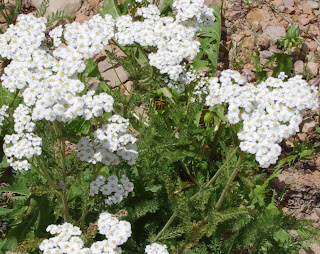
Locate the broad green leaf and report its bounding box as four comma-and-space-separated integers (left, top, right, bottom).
145, 184, 162, 193
100, 0, 120, 18
159, 0, 173, 16
0, 184, 31, 196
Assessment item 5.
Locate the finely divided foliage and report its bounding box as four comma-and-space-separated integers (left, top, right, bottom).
0, 0, 318, 253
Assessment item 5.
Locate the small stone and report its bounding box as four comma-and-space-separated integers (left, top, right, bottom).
257, 37, 270, 49
298, 250, 308, 254
100, 60, 129, 88
247, 9, 264, 23
294, 60, 305, 74
31, 0, 81, 17
278, 5, 287, 12
262, 26, 286, 43
310, 212, 319, 222
75, 13, 89, 23
120, 81, 132, 96
306, 62, 319, 76
299, 17, 311, 26
301, 118, 316, 133
315, 208, 320, 217
232, 34, 243, 43
307, 1, 319, 9
302, 3, 313, 14
260, 50, 274, 59
242, 69, 255, 82
273, 0, 283, 7
287, 6, 295, 14
243, 38, 253, 48
297, 133, 307, 141
283, 0, 294, 7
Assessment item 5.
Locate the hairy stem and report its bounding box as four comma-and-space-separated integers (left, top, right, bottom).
151, 147, 239, 243
178, 151, 245, 254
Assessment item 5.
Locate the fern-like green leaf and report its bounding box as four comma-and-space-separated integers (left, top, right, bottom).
47, 11, 73, 26
35, 0, 49, 17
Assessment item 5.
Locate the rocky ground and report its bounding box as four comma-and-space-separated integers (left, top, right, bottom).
0, 0, 320, 252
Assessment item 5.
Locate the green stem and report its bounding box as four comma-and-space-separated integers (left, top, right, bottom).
178, 151, 245, 254
152, 211, 177, 243
30, 160, 59, 191
53, 121, 70, 222
151, 147, 239, 243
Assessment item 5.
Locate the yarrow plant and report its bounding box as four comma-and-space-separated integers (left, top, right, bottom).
90, 174, 134, 205
0, 0, 318, 253
205, 70, 318, 168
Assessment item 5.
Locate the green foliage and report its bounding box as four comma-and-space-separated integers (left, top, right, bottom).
35, 0, 50, 17
100, 0, 120, 18
252, 50, 293, 81
277, 23, 303, 50
276, 140, 315, 169
46, 10, 73, 26
193, 5, 221, 73
0, 0, 22, 25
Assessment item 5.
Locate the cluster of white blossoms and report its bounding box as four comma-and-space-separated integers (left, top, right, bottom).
4, 105, 42, 171
39, 212, 131, 254
90, 174, 134, 206
145, 243, 169, 254
115, 0, 215, 80
76, 115, 138, 166
0, 105, 9, 126
205, 70, 318, 168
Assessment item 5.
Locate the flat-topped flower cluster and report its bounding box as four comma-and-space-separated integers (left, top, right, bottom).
205, 70, 318, 168
90, 174, 134, 206
0, 0, 215, 171
76, 115, 138, 166
39, 212, 131, 254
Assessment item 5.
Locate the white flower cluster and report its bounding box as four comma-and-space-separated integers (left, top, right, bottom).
90, 174, 134, 206
0, 14, 46, 60
4, 104, 42, 171
76, 115, 138, 166
0, 14, 115, 123
173, 0, 215, 26
205, 70, 318, 168
39, 212, 131, 254
0, 105, 9, 126
145, 243, 169, 254
115, 0, 215, 80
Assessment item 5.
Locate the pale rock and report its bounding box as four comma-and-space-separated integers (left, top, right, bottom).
242, 69, 255, 82
309, 212, 319, 222
257, 37, 270, 49
294, 60, 304, 74
99, 58, 129, 88
298, 250, 308, 254
278, 5, 287, 12
297, 133, 307, 141
315, 208, 320, 217
306, 62, 319, 76
283, 0, 294, 7
307, 1, 319, 9
302, 3, 313, 15
301, 118, 316, 133
287, 6, 295, 14
75, 13, 90, 23
262, 26, 286, 43
120, 81, 132, 96
272, 0, 283, 7
31, 0, 81, 17
247, 9, 266, 24
232, 34, 243, 43
260, 50, 273, 59
299, 17, 311, 26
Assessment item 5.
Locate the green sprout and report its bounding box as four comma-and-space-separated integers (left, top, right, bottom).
276, 23, 303, 50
